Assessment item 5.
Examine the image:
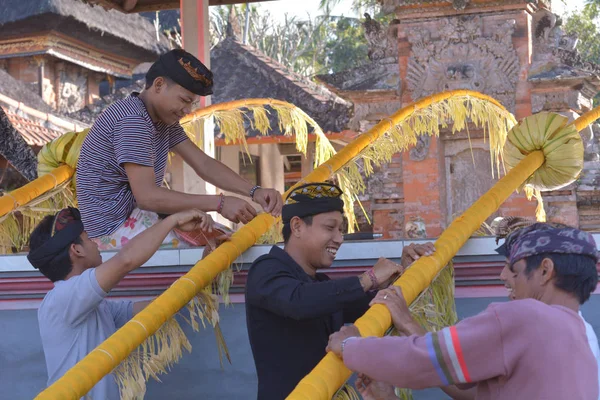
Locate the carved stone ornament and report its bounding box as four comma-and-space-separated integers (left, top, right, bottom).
405, 216, 427, 239
58, 68, 87, 114
531, 9, 600, 78
409, 134, 431, 161
363, 13, 400, 62
447, 0, 470, 11
406, 16, 519, 111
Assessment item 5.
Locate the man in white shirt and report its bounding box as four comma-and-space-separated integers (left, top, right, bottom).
28, 207, 215, 399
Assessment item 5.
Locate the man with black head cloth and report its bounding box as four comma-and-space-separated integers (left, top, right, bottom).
77, 49, 282, 250
28, 207, 214, 399
245, 182, 433, 400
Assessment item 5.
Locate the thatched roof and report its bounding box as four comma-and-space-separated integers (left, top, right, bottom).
0, 0, 169, 59
70, 38, 354, 133
212, 38, 353, 133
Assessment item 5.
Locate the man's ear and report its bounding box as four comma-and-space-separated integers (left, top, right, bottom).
290, 216, 304, 239
539, 257, 556, 286
153, 76, 166, 93
70, 242, 85, 258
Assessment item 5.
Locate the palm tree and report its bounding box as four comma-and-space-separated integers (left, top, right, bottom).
0, 107, 38, 182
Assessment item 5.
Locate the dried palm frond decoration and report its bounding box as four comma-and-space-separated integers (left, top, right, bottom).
503, 112, 584, 222
0, 130, 87, 253
113, 288, 227, 400
491, 216, 536, 243
332, 264, 457, 400
0, 180, 76, 253
302, 91, 519, 233
181, 98, 344, 240
179, 99, 335, 166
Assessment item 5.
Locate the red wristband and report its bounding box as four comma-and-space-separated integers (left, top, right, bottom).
216, 193, 225, 214
366, 268, 379, 290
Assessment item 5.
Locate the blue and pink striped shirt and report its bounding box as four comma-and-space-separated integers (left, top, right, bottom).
344, 299, 598, 399
76, 94, 189, 238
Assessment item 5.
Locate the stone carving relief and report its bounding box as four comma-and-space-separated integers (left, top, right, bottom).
446, 0, 470, 11
405, 216, 426, 239
406, 16, 519, 111
57, 65, 87, 114
409, 135, 431, 161
363, 13, 400, 62
531, 9, 600, 77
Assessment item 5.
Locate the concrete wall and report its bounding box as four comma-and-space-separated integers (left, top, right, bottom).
4, 297, 600, 400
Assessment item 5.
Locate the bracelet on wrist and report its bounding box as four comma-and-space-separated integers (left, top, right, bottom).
366, 268, 379, 290
341, 337, 355, 357
216, 193, 225, 214
250, 185, 261, 201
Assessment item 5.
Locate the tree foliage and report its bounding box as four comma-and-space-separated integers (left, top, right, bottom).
209, 2, 384, 77
562, 2, 600, 64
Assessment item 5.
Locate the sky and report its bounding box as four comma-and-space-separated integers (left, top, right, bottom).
256, 0, 586, 21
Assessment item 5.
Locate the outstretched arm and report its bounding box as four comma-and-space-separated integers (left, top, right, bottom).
173, 139, 254, 197
172, 140, 283, 216
95, 209, 213, 292
328, 304, 508, 390
371, 287, 475, 399
124, 163, 259, 224
246, 258, 403, 321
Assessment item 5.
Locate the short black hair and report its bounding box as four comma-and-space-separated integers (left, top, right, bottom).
525, 253, 598, 304
145, 62, 174, 89
282, 215, 313, 244
29, 215, 82, 282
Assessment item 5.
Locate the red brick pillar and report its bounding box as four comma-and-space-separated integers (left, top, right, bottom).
402, 137, 444, 238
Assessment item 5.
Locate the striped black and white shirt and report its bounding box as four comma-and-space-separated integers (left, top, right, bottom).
76, 94, 189, 238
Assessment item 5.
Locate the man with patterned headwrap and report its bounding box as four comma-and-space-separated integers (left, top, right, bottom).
245, 182, 431, 400
77, 48, 282, 251
328, 222, 600, 400
28, 207, 215, 399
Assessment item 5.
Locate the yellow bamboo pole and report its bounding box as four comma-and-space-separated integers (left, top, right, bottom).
287, 150, 544, 399
0, 165, 74, 218
572, 104, 600, 132
34, 90, 514, 399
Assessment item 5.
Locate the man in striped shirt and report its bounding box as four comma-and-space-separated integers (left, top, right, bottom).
77, 49, 282, 249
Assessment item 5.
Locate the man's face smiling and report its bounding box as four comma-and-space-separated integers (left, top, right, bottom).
500, 258, 545, 301
155, 79, 199, 125
297, 211, 344, 270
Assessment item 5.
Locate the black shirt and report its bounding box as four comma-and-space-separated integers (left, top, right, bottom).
245, 246, 373, 400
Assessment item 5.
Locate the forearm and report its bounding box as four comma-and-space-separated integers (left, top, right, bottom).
115, 215, 178, 272
344, 336, 445, 390
441, 386, 476, 400
402, 320, 427, 336
139, 186, 220, 214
